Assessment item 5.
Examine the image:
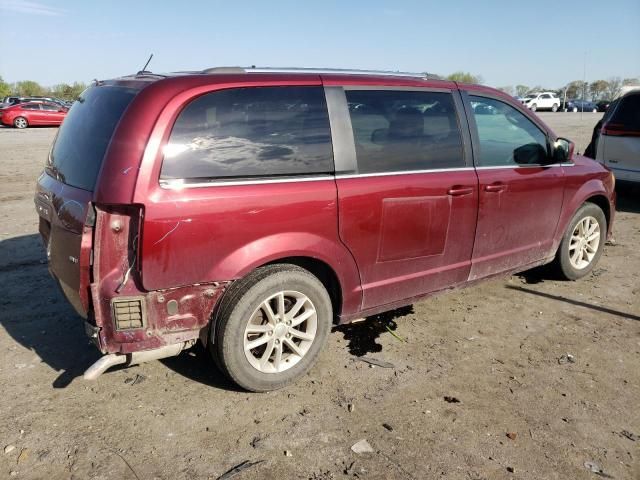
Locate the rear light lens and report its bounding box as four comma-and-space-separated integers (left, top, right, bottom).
601, 122, 640, 137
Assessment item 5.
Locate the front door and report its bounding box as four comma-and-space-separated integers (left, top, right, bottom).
465, 94, 565, 280
334, 87, 478, 310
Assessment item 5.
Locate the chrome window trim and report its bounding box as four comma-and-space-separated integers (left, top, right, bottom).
160, 175, 334, 189
336, 167, 475, 179
159, 164, 574, 189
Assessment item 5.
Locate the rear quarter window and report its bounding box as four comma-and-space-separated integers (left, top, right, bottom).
48, 85, 137, 191
611, 94, 640, 130
161, 86, 333, 181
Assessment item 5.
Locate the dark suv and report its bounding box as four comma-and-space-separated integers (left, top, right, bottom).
35, 67, 615, 391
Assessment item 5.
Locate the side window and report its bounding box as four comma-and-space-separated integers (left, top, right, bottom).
344, 89, 464, 173
22, 104, 40, 110
162, 86, 333, 180
42, 103, 59, 111
611, 94, 640, 130
469, 96, 548, 166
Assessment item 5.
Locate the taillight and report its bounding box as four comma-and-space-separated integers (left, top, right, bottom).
601, 122, 640, 137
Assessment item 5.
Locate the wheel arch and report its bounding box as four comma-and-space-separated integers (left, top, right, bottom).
263, 256, 343, 324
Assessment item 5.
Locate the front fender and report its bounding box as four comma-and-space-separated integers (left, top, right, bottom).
552, 177, 611, 253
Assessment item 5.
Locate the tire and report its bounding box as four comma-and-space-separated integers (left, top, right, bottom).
13, 117, 28, 129
592, 108, 597, 113
530, 104, 537, 112
551, 104, 559, 112
555, 203, 606, 280
211, 264, 333, 392
572, 107, 578, 112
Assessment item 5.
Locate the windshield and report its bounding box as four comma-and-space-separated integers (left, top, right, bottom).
47, 85, 137, 191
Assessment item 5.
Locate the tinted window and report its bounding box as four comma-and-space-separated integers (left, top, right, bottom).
345, 90, 464, 173
611, 94, 640, 130
22, 104, 40, 110
470, 96, 548, 166
162, 86, 333, 180
48, 85, 137, 191
41, 103, 59, 111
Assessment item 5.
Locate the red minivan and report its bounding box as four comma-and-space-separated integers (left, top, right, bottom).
35, 67, 615, 391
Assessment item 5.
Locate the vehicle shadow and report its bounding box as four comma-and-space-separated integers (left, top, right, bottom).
0, 233, 235, 390
335, 305, 414, 356
616, 182, 640, 214
507, 285, 640, 322
0, 234, 100, 388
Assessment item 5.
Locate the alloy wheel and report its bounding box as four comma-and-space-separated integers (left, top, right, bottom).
243, 290, 317, 373
568, 216, 601, 270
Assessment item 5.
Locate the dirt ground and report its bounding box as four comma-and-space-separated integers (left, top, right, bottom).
0, 112, 638, 480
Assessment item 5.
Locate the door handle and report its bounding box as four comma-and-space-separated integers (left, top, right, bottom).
485, 182, 506, 193
447, 186, 474, 196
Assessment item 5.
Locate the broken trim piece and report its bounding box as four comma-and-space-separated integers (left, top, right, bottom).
83, 341, 192, 380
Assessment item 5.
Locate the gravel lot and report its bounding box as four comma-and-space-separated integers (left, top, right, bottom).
0, 113, 639, 480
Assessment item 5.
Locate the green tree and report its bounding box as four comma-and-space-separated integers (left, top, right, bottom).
589, 80, 609, 100
13, 80, 46, 97
515, 85, 530, 97
446, 72, 483, 84
0, 76, 11, 98
49, 81, 87, 100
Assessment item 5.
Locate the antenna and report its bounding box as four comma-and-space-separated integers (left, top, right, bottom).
137, 54, 154, 74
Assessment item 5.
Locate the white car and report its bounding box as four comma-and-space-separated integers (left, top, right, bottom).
522, 92, 561, 112
594, 90, 640, 183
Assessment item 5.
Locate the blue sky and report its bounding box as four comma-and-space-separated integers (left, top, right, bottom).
0, 0, 638, 89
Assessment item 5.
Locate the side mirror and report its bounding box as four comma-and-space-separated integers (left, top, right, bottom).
552, 137, 574, 163
513, 142, 548, 165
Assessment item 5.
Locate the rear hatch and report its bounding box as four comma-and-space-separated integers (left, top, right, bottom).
35, 84, 138, 317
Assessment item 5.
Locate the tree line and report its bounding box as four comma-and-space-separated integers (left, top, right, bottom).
438, 72, 638, 101
2, 73, 638, 102
0, 76, 87, 100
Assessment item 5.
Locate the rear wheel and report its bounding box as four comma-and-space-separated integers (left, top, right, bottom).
555, 203, 606, 280
530, 104, 537, 111
572, 107, 578, 112
551, 104, 559, 112
13, 116, 28, 129
592, 108, 598, 113
211, 264, 332, 391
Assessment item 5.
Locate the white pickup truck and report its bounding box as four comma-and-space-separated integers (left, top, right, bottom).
522, 92, 561, 112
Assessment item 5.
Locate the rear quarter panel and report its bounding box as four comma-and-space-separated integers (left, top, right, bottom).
127, 76, 363, 316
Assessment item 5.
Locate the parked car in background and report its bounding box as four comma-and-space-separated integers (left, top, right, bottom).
35, 67, 615, 391
565, 99, 598, 112
597, 100, 611, 112
0, 101, 68, 128
588, 90, 640, 183
522, 92, 561, 112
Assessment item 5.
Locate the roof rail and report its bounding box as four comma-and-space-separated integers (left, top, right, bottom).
200, 66, 436, 79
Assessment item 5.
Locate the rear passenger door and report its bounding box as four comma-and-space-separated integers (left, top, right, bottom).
330, 87, 478, 310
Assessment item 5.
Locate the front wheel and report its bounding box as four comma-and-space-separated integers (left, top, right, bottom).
572, 107, 578, 112
211, 264, 332, 391
555, 203, 606, 280
530, 104, 537, 111
13, 116, 28, 129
